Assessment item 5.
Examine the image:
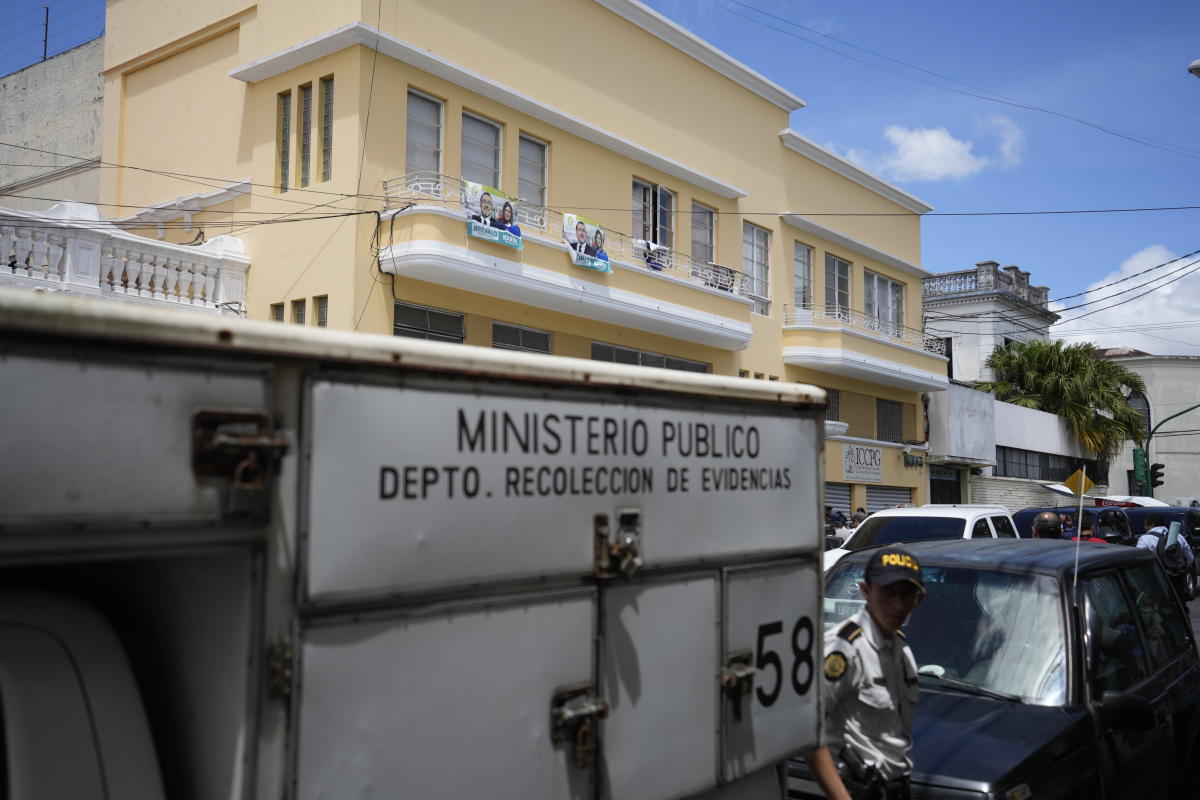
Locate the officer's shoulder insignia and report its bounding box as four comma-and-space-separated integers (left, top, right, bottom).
824, 651, 848, 681
895, 629, 907, 640
836, 620, 863, 643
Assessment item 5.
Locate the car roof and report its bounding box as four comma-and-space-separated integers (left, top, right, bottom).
866, 505, 1012, 520
831, 538, 1154, 578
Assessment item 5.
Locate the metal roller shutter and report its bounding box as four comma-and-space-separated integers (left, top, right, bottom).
825, 482, 852, 519
867, 485, 913, 513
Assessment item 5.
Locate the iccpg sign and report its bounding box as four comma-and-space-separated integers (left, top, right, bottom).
842, 443, 883, 483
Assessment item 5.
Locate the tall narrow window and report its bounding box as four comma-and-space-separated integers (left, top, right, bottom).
632, 179, 675, 248
825, 388, 841, 421
277, 91, 292, 192
320, 76, 334, 181
864, 270, 905, 330
877, 399, 903, 442
292, 299, 306, 325
691, 202, 715, 264
315, 295, 328, 328
271, 303, 284, 322
299, 84, 313, 188
518, 134, 547, 206
825, 253, 851, 314
406, 91, 442, 174
462, 112, 500, 186
794, 242, 813, 307
742, 222, 771, 315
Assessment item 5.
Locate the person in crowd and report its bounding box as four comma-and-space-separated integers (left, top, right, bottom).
592, 228, 609, 262
1031, 512, 1063, 539
1071, 516, 1106, 543
499, 201, 521, 235
1136, 513, 1194, 604
826, 505, 848, 529
1061, 514, 1076, 538
805, 547, 924, 800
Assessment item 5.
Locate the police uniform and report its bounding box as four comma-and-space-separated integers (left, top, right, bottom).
819, 548, 923, 797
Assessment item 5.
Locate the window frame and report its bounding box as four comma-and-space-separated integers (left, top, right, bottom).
632, 179, 676, 250
299, 83, 313, 188
794, 241, 813, 308
825, 388, 841, 422
690, 201, 716, 265
314, 295, 328, 328
291, 299, 306, 325
492, 321, 552, 354
742, 221, 771, 315
517, 133, 548, 207
590, 341, 708, 373
825, 252, 851, 313
320, 76, 334, 182
277, 90, 293, 192
270, 303, 284, 323
405, 89, 444, 175
393, 300, 465, 343
864, 269, 905, 330
876, 398, 903, 443
461, 110, 502, 187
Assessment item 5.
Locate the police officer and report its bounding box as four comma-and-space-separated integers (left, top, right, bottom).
804, 547, 924, 800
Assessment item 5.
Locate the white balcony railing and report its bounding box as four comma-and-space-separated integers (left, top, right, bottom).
923, 261, 1050, 308
784, 303, 946, 356
382, 171, 764, 303
0, 203, 249, 313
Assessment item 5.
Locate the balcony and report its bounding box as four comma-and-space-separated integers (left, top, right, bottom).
378, 172, 754, 350
0, 203, 249, 313
923, 261, 1050, 308
782, 304, 948, 391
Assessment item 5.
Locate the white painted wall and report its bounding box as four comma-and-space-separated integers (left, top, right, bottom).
925, 295, 1051, 383
1108, 356, 1200, 500
0, 37, 103, 210
928, 382, 995, 465
991, 401, 1089, 462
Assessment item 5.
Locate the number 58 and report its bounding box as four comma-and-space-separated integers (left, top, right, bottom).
754, 617, 814, 707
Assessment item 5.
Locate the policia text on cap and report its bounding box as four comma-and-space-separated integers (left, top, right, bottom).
803, 548, 925, 800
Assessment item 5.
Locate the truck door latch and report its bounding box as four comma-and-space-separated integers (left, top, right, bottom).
721, 650, 757, 720
550, 682, 609, 770
193, 411, 290, 517
593, 509, 643, 580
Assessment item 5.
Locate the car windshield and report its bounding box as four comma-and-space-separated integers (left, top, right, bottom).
825, 561, 1067, 706
843, 516, 965, 550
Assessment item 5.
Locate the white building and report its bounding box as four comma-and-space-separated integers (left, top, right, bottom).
1100, 349, 1200, 503
923, 261, 1102, 509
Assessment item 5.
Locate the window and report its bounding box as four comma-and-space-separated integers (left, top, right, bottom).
742, 222, 770, 315
462, 112, 500, 186
393, 301, 464, 343
794, 242, 813, 307
943, 338, 954, 380
406, 91, 442, 174
591, 342, 708, 373
320, 76, 334, 181
299, 83, 313, 188
271, 303, 284, 322
991, 516, 1018, 538
738, 369, 750, 378
291, 299, 306, 325
994, 446, 1098, 482
1121, 564, 1192, 668
971, 519, 992, 539
864, 270, 904, 330
314, 295, 328, 328
1082, 574, 1148, 695
518, 134, 547, 207
277, 91, 292, 191
632, 179, 675, 249
492, 322, 551, 353
691, 202, 715, 264
1127, 391, 1151, 439
825, 388, 840, 422
877, 398, 902, 442
825, 253, 850, 313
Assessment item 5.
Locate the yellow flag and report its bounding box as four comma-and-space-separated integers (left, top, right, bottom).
1063, 468, 1095, 497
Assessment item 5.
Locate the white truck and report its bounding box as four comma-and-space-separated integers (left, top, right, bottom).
0, 288, 825, 800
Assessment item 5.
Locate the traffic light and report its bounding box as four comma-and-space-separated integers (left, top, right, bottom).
1133, 448, 1148, 486
1150, 462, 1166, 489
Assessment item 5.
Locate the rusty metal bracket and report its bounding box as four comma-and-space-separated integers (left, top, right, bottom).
721, 649, 756, 721
192, 410, 290, 481
551, 682, 609, 770
593, 508, 643, 580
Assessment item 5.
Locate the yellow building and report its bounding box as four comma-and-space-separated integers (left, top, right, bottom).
98, 0, 948, 509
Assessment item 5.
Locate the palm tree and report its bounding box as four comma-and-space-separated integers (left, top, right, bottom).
974, 339, 1147, 467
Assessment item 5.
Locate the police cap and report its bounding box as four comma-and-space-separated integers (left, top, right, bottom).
864, 547, 925, 593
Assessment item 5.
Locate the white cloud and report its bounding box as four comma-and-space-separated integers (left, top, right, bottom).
1051, 245, 1200, 354
833, 117, 1025, 182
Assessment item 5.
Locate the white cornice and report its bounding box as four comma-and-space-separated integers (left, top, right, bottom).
380, 239, 753, 350
783, 346, 949, 392
781, 214, 930, 279
779, 129, 932, 215
828, 434, 931, 452
114, 180, 251, 226
230, 22, 747, 199
783, 323, 947, 361
591, 0, 804, 112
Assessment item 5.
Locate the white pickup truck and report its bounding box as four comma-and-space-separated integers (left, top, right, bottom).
0, 289, 826, 800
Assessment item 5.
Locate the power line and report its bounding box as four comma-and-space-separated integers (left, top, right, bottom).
710, 0, 1200, 161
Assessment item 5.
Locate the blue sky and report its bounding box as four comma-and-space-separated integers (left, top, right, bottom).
3, 0, 1200, 352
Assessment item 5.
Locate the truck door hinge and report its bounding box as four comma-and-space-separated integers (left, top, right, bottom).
550, 682, 609, 770
593, 508, 643, 580
267, 640, 295, 699
192, 410, 290, 517
720, 650, 757, 720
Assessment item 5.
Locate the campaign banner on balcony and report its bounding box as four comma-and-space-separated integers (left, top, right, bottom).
562, 213, 610, 273
464, 182, 522, 250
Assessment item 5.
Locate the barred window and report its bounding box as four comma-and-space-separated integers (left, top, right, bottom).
591, 342, 707, 373
493, 322, 551, 354
277, 91, 292, 192
877, 399, 903, 443
320, 76, 334, 181
300, 83, 312, 187
315, 295, 328, 328
291, 299, 306, 325
825, 388, 840, 422
270, 303, 284, 323
393, 301, 464, 343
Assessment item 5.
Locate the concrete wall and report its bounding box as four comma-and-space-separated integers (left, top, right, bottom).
925, 294, 1051, 383
991, 400, 1088, 461
1108, 356, 1200, 501
0, 37, 103, 210
928, 382, 995, 464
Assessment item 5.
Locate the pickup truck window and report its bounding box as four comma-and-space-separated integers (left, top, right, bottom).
1122, 564, 1192, 668
971, 519, 992, 539
1081, 574, 1149, 695
990, 516, 1018, 538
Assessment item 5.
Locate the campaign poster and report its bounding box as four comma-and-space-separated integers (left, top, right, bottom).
464, 182, 522, 250
562, 213, 611, 274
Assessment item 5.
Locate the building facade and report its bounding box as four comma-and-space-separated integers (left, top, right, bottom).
85, 0, 949, 509
1100, 350, 1200, 503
